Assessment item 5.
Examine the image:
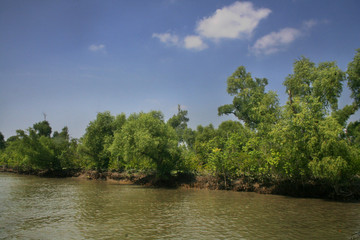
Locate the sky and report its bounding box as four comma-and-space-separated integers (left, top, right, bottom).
1, 0, 360, 139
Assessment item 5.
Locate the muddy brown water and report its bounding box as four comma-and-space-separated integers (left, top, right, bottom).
1, 172, 359, 239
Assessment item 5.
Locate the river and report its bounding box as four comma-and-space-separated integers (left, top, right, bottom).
0, 172, 359, 239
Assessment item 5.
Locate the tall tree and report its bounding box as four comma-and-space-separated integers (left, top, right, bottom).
167, 105, 190, 144
332, 49, 360, 126
284, 57, 345, 113
347, 49, 360, 106
218, 66, 279, 131
79, 111, 115, 170
270, 56, 357, 183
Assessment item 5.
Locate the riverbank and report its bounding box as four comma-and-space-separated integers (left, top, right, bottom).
1, 167, 359, 201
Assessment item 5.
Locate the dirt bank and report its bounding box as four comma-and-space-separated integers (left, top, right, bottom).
1, 167, 359, 201
78, 171, 360, 201
181, 175, 360, 201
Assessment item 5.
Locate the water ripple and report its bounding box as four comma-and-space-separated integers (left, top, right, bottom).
1, 173, 359, 239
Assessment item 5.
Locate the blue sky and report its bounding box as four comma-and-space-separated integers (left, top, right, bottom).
1, 0, 360, 139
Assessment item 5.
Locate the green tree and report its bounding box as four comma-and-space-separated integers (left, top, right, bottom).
331, 50, 360, 126
33, 121, 52, 137
218, 66, 280, 131
79, 111, 116, 170
270, 57, 358, 184
1, 131, 28, 169
332, 103, 358, 126
347, 49, 360, 106
113, 113, 127, 131
52, 126, 80, 169
193, 124, 217, 168
217, 66, 280, 180
284, 57, 345, 112
217, 121, 251, 176
110, 111, 179, 178
167, 105, 190, 143
347, 121, 360, 146
1, 127, 57, 170
205, 121, 251, 183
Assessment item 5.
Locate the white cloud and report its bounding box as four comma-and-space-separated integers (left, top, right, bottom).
251, 19, 319, 56
89, 44, 106, 52
153, 33, 207, 51
184, 35, 208, 51
153, 1, 271, 51
152, 33, 180, 46
251, 28, 301, 55
196, 1, 271, 40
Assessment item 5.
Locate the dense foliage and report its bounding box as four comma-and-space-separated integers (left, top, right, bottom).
0, 122, 78, 171
1, 49, 360, 186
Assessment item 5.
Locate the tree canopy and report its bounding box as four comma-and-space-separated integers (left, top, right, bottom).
218, 66, 280, 131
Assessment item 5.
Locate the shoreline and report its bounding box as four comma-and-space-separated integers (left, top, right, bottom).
1, 167, 359, 201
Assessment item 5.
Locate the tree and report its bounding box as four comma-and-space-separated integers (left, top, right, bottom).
167, 105, 189, 141
205, 121, 251, 183
52, 126, 79, 169
1, 127, 58, 170
167, 104, 197, 155
79, 111, 115, 170
269, 57, 358, 184
193, 124, 217, 168
347, 49, 360, 106
332, 103, 358, 126
33, 121, 52, 137
113, 113, 127, 131
216, 66, 280, 180
284, 58, 345, 112
110, 111, 179, 178
217, 120, 245, 140
218, 66, 280, 131
1, 131, 28, 169
330, 50, 360, 126
347, 121, 360, 146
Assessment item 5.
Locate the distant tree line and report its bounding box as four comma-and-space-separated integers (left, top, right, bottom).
1, 49, 360, 187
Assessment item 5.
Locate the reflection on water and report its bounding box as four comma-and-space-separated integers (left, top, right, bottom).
1, 172, 359, 239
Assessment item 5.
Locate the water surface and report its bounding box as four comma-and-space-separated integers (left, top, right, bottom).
0, 173, 359, 239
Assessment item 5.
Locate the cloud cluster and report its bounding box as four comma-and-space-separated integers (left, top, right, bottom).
153, 1, 270, 51
196, 1, 271, 40
153, 1, 318, 55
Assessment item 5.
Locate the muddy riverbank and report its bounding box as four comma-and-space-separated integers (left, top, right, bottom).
1, 167, 359, 201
